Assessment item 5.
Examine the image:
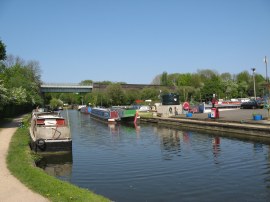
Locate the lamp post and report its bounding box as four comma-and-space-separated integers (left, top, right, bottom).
264, 56, 268, 83
251, 68, 256, 100
81, 96, 84, 105
265, 56, 270, 118
264, 56, 269, 103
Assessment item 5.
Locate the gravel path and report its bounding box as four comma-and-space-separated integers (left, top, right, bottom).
0, 117, 49, 202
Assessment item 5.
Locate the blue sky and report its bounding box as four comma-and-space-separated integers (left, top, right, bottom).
1, 0, 270, 84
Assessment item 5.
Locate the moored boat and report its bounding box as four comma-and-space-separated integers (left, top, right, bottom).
80, 106, 91, 113
29, 111, 72, 152
112, 106, 140, 123
90, 107, 120, 123
77, 105, 86, 111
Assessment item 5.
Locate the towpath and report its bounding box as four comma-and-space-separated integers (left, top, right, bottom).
0, 116, 49, 202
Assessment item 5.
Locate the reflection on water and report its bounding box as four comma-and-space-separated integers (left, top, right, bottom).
40, 110, 270, 202
37, 152, 72, 181
212, 136, 221, 164
156, 127, 181, 160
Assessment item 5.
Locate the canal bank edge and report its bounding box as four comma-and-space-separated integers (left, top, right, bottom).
0, 116, 49, 202
3, 115, 110, 202
141, 116, 270, 139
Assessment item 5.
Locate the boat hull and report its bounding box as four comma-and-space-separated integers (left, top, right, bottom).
112, 107, 139, 123
30, 138, 72, 152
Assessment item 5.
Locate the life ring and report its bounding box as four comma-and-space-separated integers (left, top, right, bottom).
169, 107, 173, 113
36, 138, 46, 151
183, 102, 190, 110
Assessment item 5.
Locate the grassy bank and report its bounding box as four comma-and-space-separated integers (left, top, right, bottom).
138, 111, 153, 118
6, 115, 110, 202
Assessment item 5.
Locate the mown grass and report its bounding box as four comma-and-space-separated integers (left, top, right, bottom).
6, 115, 111, 202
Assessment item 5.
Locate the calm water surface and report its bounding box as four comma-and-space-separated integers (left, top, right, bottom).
41, 110, 270, 201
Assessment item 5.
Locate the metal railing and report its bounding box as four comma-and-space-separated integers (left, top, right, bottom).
41, 83, 93, 87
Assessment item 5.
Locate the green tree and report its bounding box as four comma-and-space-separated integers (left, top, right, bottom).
200, 74, 222, 101
91, 93, 98, 106
106, 83, 125, 106
98, 81, 113, 85
236, 71, 250, 83
176, 86, 195, 102
140, 87, 160, 101
219, 73, 237, 98
167, 73, 180, 86
0, 80, 8, 110
0, 55, 43, 117
0, 40, 7, 61
235, 71, 251, 98
160, 71, 168, 86
49, 98, 62, 110
9, 86, 27, 105
223, 80, 238, 99
177, 73, 192, 86
197, 69, 218, 81
58, 93, 78, 105
80, 80, 93, 85
220, 72, 232, 82
2, 59, 42, 106
125, 89, 140, 105
255, 74, 266, 97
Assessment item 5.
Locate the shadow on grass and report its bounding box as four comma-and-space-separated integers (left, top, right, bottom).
0, 114, 26, 129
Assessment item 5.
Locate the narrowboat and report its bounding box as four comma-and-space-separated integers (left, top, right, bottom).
112, 106, 139, 123
90, 107, 120, 123
80, 106, 91, 113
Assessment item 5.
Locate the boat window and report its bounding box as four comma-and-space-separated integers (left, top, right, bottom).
56, 119, 65, 125
36, 119, 45, 125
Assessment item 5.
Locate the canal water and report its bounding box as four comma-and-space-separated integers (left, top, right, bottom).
40, 110, 270, 201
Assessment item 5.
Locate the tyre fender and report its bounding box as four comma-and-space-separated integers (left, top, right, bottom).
36, 138, 46, 151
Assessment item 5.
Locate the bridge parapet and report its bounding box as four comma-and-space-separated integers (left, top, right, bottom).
41, 83, 93, 87
40, 83, 93, 93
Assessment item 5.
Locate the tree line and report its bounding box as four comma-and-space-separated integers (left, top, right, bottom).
47, 68, 267, 109
0, 40, 43, 117
0, 39, 267, 116
44, 82, 173, 109
154, 69, 266, 102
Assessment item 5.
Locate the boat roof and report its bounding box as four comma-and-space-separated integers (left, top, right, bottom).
37, 115, 64, 119
111, 106, 136, 109
92, 107, 110, 112
32, 111, 63, 119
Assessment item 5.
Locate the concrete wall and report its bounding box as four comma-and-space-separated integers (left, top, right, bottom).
156, 105, 183, 117
141, 117, 270, 140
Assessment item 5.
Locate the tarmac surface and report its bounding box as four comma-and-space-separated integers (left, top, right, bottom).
177, 108, 270, 124
0, 116, 49, 202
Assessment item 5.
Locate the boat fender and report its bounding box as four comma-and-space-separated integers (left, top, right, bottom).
36, 138, 46, 151
169, 107, 172, 114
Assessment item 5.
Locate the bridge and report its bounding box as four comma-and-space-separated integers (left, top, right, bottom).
40, 83, 93, 93
40, 82, 166, 93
